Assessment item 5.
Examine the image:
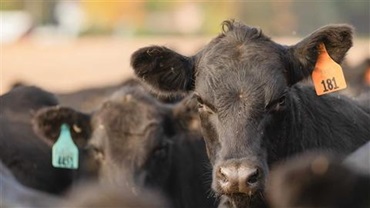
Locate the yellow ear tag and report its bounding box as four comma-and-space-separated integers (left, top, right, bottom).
312, 43, 347, 96
52, 124, 79, 169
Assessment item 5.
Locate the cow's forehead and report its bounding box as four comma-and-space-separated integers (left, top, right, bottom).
194, 28, 288, 105
90, 98, 164, 152
199, 25, 281, 60
195, 54, 287, 106
90, 90, 166, 139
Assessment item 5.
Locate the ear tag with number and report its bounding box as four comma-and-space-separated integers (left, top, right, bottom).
52, 123, 79, 169
312, 43, 347, 96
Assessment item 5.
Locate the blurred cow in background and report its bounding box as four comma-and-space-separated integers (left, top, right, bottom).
33, 82, 215, 208
0, 86, 78, 194
267, 149, 370, 208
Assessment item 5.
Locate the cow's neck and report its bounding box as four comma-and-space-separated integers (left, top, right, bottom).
266, 84, 370, 165
163, 134, 214, 208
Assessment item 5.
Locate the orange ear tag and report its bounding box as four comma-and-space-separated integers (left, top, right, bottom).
364, 67, 370, 86
312, 43, 347, 96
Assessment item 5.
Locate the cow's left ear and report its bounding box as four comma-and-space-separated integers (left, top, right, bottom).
32, 106, 92, 148
287, 24, 353, 85
131, 46, 196, 95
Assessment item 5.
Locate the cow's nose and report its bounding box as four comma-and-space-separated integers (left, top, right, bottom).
216, 164, 263, 195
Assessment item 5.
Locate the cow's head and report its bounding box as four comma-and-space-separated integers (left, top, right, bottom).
33, 84, 200, 189
131, 20, 353, 202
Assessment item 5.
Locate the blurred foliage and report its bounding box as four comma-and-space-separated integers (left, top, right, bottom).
291, 1, 370, 36
0, 0, 23, 10
1, 0, 57, 24
145, 1, 173, 11
1, 0, 369, 37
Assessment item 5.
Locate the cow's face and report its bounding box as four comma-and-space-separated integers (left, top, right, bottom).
193, 24, 288, 197
33, 85, 180, 188
88, 86, 174, 187
131, 20, 352, 202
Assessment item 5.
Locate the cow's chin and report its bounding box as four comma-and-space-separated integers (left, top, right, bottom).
217, 192, 267, 208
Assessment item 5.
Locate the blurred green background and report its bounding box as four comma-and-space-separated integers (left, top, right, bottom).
1, 0, 369, 40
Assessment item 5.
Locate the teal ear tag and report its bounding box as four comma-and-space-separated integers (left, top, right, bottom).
52, 123, 79, 169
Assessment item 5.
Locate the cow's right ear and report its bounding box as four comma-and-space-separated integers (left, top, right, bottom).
131, 46, 195, 95
287, 24, 353, 85
32, 106, 92, 148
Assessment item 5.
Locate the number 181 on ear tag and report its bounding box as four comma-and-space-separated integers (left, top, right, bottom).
312, 43, 347, 96
52, 123, 79, 169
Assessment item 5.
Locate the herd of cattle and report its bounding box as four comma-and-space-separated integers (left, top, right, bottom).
1, 20, 369, 208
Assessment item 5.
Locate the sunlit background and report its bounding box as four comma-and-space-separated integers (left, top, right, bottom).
1, 1, 369, 94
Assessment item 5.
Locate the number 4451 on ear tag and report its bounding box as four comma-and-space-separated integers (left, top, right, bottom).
312, 43, 347, 96
52, 123, 79, 169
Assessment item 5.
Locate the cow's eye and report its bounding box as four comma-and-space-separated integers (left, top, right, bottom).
196, 96, 204, 107
86, 145, 104, 161
194, 94, 215, 114
153, 142, 170, 159
274, 95, 286, 111
278, 95, 286, 106
266, 95, 286, 112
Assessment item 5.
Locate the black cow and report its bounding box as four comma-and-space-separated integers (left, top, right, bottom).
0, 86, 78, 194
131, 20, 370, 207
267, 151, 370, 208
33, 84, 215, 208
0, 80, 194, 199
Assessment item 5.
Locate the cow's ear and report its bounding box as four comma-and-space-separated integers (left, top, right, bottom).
287, 24, 353, 85
32, 106, 92, 148
131, 46, 195, 95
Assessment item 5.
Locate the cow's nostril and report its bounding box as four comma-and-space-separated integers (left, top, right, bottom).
246, 168, 260, 185
216, 165, 263, 195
